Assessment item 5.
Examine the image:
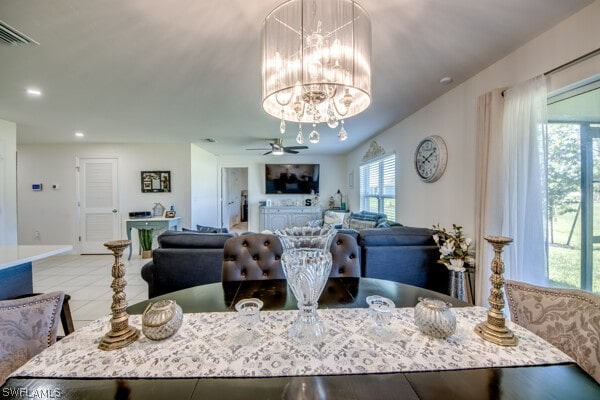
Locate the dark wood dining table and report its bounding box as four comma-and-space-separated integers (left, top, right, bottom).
2, 277, 599, 399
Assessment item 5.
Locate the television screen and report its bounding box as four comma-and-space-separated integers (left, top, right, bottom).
265, 164, 320, 194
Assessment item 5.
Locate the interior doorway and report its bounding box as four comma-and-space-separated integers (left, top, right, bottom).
76, 157, 120, 254
221, 167, 248, 233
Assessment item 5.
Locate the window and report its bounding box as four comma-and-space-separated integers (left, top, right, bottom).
359, 154, 396, 221
547, 79, 600, 294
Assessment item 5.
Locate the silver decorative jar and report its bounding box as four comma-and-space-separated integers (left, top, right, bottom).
414, 297, 456, 339
142, 299, 183, 340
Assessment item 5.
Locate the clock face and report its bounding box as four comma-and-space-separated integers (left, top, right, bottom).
415, 136, 447, 182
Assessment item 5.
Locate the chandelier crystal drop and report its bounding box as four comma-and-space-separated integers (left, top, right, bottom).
337, 120, 348, 141
262, 0, 371, 144
296, 124, 305, 144
280, 112, 286, 134
309, 123, 320, 144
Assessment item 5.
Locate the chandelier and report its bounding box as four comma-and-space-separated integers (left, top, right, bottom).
261, 0, 371, 144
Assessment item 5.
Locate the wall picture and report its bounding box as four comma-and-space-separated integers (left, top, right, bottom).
141, 171, 171, 193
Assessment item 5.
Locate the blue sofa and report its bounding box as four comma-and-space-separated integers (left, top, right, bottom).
141, 226, 449, 298
356, 226, 449, 295
141, 231, 236, 298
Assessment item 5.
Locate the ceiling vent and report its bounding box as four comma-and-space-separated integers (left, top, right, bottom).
0, 20, 39, 45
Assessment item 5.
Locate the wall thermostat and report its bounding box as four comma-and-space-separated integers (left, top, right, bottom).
32, 183, 43, 191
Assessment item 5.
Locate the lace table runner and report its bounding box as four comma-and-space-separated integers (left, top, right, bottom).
12, 307, 572, 379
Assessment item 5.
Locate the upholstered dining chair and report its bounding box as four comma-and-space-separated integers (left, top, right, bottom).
221, 232, 360, 281
0, 291, 65, 385
505, 280, 600, 383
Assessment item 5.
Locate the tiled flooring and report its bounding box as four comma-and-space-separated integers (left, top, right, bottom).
32, 254, 149, 335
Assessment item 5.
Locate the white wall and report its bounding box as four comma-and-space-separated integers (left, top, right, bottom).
0, 119, 17, 244
191, 144, 219, 229
347, 0, 600, 239
217, 155, 347, 232
17, 143, 191, 251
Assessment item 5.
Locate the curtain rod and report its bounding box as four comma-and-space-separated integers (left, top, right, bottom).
502, 47, 599, 97
544, 48, 600, 76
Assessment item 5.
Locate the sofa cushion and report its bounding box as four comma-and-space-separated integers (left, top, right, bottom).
157, 231, 234, 249
359, 226, 436, 246
342, 211, 388, 230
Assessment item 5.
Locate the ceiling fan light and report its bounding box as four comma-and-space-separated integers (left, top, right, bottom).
272, 147, 284, 155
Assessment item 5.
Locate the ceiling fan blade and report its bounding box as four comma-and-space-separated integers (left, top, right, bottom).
246, 148, 270, 150
285, 146, 309, 150
263, 150, 272, 155
284, 148, 299, 154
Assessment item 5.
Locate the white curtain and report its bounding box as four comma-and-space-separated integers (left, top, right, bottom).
475, 89, 506, 306
501, 75, 548, 286
475, 76, 548, 306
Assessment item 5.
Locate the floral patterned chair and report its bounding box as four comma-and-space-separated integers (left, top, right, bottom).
0, 291, 65, 385
505, 280, 600, 383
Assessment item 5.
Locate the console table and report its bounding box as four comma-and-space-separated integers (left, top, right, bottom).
259, 206, 322, 231
125, 217, 180, 260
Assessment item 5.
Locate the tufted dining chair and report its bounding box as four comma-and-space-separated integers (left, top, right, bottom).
505, 280, 600, 383
221, 232, 360, 281
0, 291, 65, 385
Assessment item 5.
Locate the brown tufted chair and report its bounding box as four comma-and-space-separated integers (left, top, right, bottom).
222, 232, 360, 281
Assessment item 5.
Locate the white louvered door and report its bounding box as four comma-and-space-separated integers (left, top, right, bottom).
77, 158, 119, 254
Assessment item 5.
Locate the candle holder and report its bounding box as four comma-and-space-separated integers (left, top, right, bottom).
474, 235, 518, 346
99, 240, 140, 351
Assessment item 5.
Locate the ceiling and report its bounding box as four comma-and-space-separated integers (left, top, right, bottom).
0, 0, 594, 156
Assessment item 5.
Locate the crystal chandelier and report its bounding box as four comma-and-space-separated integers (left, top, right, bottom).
261, 0, 371, 144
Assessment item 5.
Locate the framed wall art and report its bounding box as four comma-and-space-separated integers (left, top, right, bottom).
141, 171, 171, 193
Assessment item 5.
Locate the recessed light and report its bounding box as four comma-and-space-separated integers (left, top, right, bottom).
439, 77, 453, 85
75, 132, 84, 137
26, 87, 42, 96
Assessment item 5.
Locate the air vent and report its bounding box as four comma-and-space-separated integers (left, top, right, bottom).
0, 20, 39, 45
201, 138, 216, 143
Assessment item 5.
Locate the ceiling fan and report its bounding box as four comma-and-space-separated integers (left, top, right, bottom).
246, 138, 308, 155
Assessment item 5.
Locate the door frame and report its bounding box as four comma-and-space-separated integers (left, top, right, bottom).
219, 166, 249, 231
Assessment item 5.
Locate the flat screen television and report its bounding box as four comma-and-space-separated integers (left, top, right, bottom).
265, 164, 320, 194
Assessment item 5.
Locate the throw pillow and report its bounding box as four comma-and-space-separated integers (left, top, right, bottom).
196, 225, 229, 233
0, 292, 64, 385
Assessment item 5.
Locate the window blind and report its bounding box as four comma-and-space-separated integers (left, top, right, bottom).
359, 154, 396, 221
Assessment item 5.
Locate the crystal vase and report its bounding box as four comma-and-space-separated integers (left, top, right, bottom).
276, 227, 337, 344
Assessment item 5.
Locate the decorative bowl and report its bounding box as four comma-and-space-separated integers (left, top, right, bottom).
142, 299, 183, 340
414, 297, 456, 339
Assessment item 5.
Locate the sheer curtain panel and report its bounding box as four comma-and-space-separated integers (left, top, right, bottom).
501, 75, 548, 287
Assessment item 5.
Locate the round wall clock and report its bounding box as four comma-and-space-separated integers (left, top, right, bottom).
414, 135, 448, 183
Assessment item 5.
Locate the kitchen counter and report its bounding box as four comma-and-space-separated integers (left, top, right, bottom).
0, 245, 72, 299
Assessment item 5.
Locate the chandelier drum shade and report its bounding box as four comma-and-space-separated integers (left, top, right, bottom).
261, 0, 371, 142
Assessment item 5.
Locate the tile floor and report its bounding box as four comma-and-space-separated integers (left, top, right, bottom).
32, 253, 149, 335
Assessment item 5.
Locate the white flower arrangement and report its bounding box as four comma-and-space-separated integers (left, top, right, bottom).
432, 224, 475, 272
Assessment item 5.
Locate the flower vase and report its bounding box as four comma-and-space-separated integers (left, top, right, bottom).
449, 270, 473, 304
276, 227, 336, 344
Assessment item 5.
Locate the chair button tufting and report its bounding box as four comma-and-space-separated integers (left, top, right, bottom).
349, 254, 355, 259
253, 255, 258, 261
242, 241, 248, 247
275, 255, 280, 261
263, 272, 268, 277
337, 240, 342, 245
264, 241, 270, 246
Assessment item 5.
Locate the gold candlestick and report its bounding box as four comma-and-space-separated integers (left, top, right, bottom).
99, 240, 140, 351
474, 235, 518, 346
